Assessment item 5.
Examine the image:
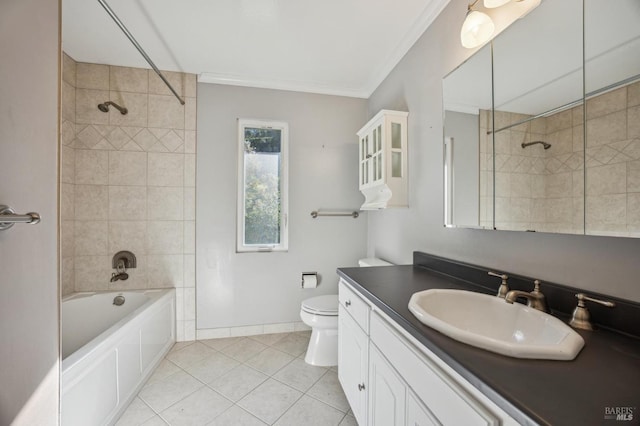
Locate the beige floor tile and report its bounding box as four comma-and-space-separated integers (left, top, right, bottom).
306, 371, 350, 412
271, 333, 310, 357
160, 387, 232, 426
220, 338, 267, 362
274, 395, 345, 426
139, 371, 203, 413
166, 342, 216, 369
200, 336, 245, 351
237, 379, 302, 424
182, 352, 239, 384
273, 358, 327, 392
209, 365, 269, 402
245, 347, 294, 375
207, 405, 267, 426
114, 397, 155, 426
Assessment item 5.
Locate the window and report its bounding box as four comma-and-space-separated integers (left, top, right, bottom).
237, 119, 289, 252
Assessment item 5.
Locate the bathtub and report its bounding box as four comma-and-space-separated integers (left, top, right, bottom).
61, 289, 175, 426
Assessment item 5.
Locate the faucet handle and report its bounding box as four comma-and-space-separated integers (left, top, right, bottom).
570, 293, 615, 330
488, 271, 509, 298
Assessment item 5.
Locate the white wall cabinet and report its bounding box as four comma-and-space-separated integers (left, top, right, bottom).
338, 279, 519, 426
357, 110, 408, 210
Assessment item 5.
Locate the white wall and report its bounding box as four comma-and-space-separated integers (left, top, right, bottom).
0, 0, 60, 423
196, 84, 368, 330
367, 0, 640, 303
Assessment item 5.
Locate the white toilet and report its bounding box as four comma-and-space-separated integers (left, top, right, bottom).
300, 257, 392, 366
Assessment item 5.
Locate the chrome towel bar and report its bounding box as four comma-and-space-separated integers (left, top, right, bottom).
0, 205, 41, 231
311, 210, 359, 219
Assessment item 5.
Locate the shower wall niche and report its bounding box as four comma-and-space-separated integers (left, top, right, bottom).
61, 52, 197, 340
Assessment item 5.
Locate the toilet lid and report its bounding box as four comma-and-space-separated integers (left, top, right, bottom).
302, 295, 338, 315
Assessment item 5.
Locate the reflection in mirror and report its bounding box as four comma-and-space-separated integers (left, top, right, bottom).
491, 0, 584, 233
584, 0, 640, 237
443, 45, 492, 228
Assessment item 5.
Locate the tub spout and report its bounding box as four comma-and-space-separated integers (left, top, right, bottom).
110, 272, 129, 282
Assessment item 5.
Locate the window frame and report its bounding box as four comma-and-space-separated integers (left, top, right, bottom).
236, 118, 289, 253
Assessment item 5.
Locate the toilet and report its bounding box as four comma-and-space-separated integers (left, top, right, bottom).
300, 257, 393, 366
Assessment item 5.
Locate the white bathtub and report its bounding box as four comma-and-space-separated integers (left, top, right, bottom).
61, 289, 175, 426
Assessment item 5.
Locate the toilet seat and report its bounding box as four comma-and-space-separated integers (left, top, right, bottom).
301, 295, 338, 316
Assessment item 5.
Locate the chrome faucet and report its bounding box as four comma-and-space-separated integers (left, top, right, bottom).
504, 280, 549, 313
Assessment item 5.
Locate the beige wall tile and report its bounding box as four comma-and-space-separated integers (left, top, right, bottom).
627, 193, 640, 225
509, 198, 531, 222
62, 81, 76, 122
184, 288, 196, 321
148, 94, 185, 129
75, 184, 109, 220
76, 88, 109, 125
75, 149, 109, 184
109, 91, 148, 127
546, 197, 572, 223
185, 97, 197, 130
61, 183, 74, 220
494, 131, 510, 155
571, 105, 583, 126
147, 221, 184, 254
109, 221, 147, 256
75, 220, 108, 255
76, 63, 109, 90
547, 128, 573, 155
184, 130, 196, 153
572, 171, 584, 197
148, 255, 183, 288
185, 74, 197, 98
184, 221, 195, 254
586, 110, 627, 147
572, 125, 584, 152
586, 194, 627, 225
148, 153, 184, 186
184, 187, 195, 220
148, 187, 183, 220
494, 172, 510, 198
184, 255, 195, 288
62, 257, 75, 297
546, 109, 572, 133
545, 172, 572, 198
109, 186, 147, 220
61, 145, 75, 184
586, 87, 626, 120
109, 151, 147, 185
511, 174, 531, 198
626, 159, 640, 194
184, 154, 196, 187
110, 66, 148, 93
149, 70, 187, 97
628, 106, 640, 139
63, 53, 77, 86
586, 163, 626, 196
629, 81, 640, 108
184, 321, 196, 341
61, 220, 74, 258
175, 287, 184, 321
75, 255, 111, 291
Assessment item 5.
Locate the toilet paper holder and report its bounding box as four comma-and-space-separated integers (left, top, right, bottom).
301, 272, 318, 288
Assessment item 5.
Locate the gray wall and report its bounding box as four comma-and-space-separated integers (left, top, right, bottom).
0, 0, 60, 423
196, 84, 368, 329
367, 0, 640, 303
444, 111, 479, 227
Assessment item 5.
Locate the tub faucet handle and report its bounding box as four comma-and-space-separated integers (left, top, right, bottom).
488, 271, 509, 298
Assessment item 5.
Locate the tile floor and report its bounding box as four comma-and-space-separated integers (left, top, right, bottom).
116, 331, 358, 426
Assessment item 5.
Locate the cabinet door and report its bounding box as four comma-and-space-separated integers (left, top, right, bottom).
338, 305, 369, 426
371, 124, 384, 185
406, 390, 441, 426
369, 345, 406, 426
359, 134, 372, 189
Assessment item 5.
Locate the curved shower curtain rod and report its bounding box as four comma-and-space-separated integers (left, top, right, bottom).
97, 0, 186, 105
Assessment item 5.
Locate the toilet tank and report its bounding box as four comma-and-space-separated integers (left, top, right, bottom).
358, 258, 393, 267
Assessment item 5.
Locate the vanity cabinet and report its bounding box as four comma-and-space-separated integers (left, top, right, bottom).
338, 299, 369, 425
338, 279, 518, 426
357, 110, 408, 210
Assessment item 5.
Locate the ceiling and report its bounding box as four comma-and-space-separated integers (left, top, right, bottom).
62, 0, 451, 98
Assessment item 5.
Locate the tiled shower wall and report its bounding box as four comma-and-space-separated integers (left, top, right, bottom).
480, 79, 640, 236
61, 53, 197, 340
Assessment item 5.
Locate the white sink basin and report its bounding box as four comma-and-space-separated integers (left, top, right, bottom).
408, 289, 584, 360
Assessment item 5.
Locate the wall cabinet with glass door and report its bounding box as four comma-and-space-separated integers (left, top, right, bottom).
357, 110, 408, 210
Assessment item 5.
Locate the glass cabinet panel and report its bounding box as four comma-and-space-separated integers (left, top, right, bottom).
392, 152, 402, 178
392, 123, 401, 149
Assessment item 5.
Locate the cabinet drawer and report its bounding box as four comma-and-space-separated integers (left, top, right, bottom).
370, 311, 499, 426
339, 280, 370, 333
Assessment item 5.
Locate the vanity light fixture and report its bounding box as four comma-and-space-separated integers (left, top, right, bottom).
461, 0, 495, 49
484, 0, 511, 8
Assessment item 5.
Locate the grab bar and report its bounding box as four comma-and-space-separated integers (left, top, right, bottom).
0, 205, 41, 231
311, 210, 359, 219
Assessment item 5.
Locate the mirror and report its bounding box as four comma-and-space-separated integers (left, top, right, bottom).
443, 0, 640, 238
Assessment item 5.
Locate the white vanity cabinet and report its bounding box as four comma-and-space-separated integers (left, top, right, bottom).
338, 279, 519, 426
357, 110, 408, 210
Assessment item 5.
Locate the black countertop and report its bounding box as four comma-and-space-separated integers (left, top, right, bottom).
336, 263, 640, 426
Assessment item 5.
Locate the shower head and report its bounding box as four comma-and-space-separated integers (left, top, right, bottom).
97, 101, 128, 115
521, 141, 551, 150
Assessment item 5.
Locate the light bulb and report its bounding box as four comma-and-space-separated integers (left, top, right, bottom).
460, 10, 495, 49
484, 0, 510, 8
